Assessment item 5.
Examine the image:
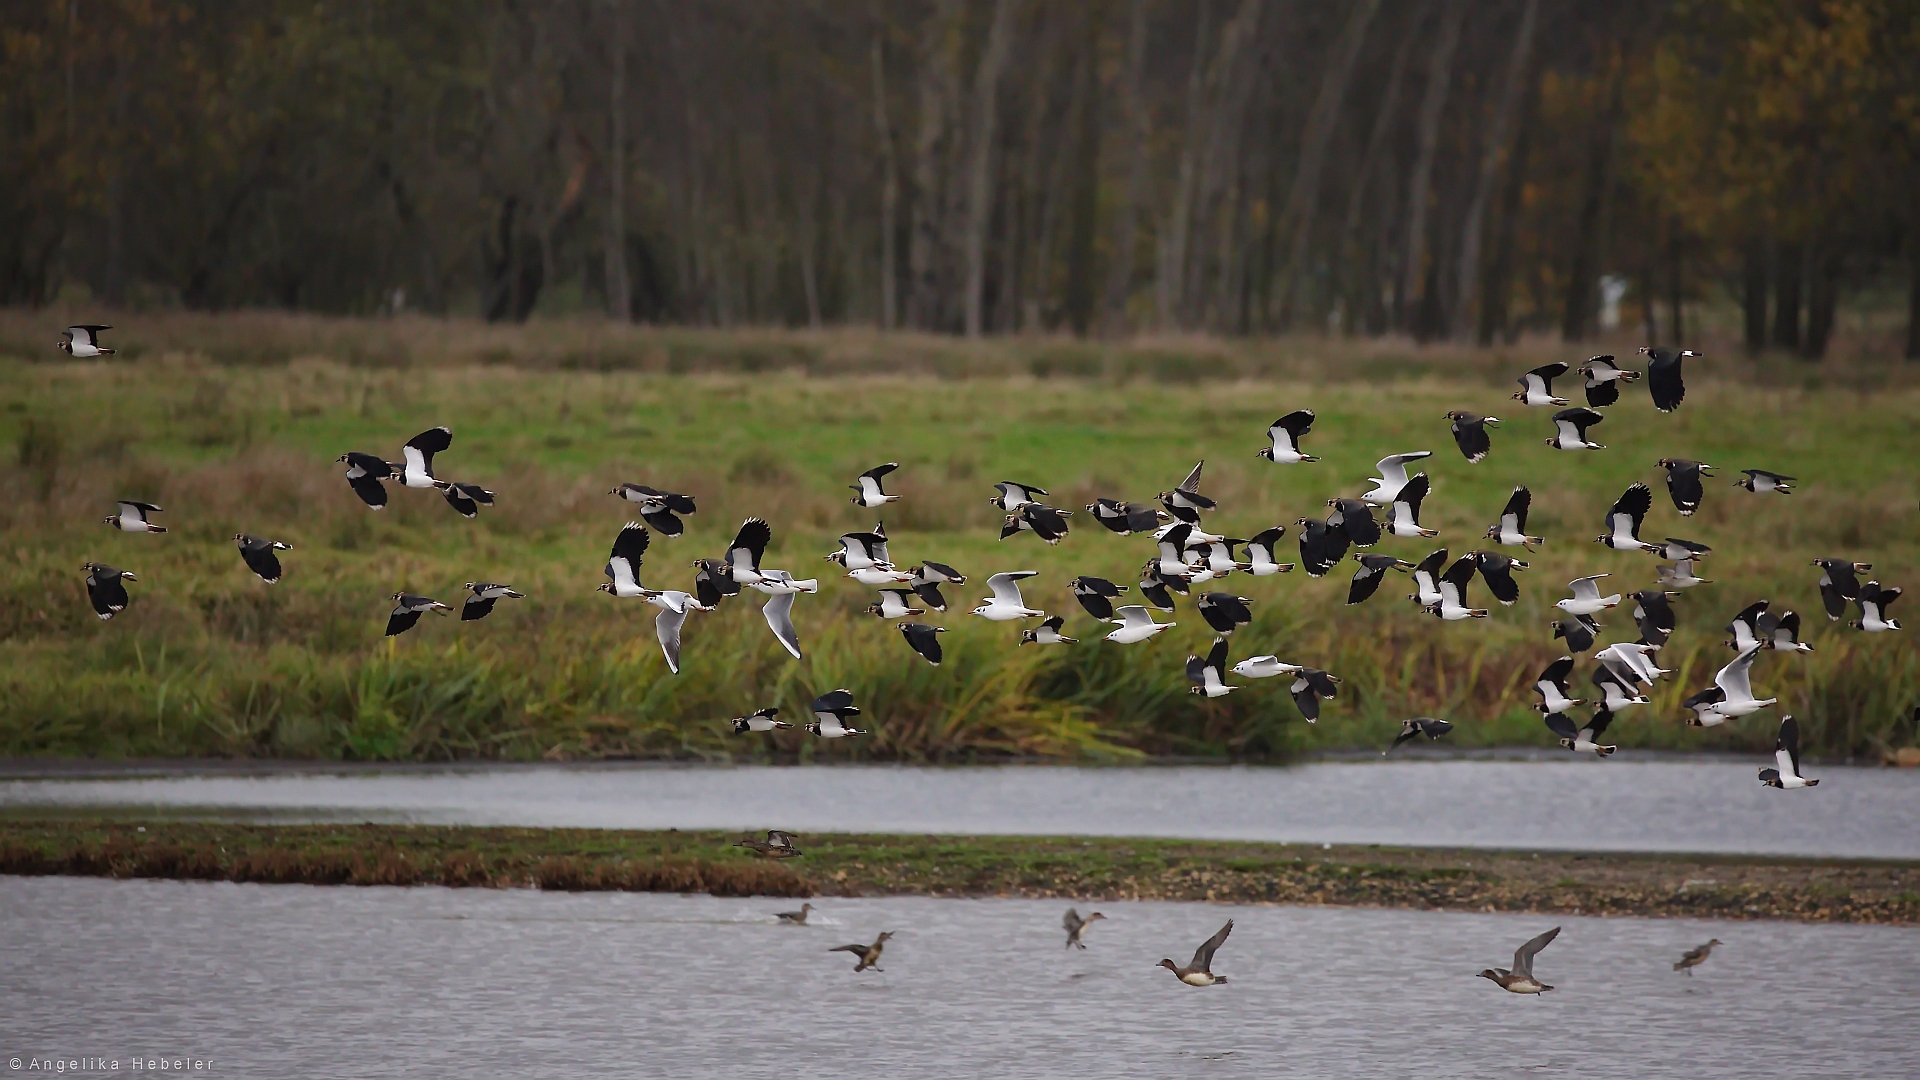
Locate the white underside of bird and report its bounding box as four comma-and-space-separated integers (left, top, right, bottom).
1107, 606, 1173, 643
1232, 656, 1303, 679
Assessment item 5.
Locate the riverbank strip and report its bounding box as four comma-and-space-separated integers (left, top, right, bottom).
3, 820, 1914, 924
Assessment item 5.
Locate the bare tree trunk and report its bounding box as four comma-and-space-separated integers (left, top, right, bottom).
1772, 240, 1803, 350
1159, 0, 1214, 329
1063, 12, 1101, 336
1560, 57, 1623, 342
1907, 240, 1920, 360
1100, 0, 1150, 336
1186, 0, 1264, 329
962, 0, 1020, 338
1396, 0, 1466, 333
604, 0, 631, 321
1339, 1, 1426, 335
1801, 242, 1837, 361
1276, 0, 1382, 328
1451, 0, 1537, 340
870, 23, 899, 329
1477, 65, 1537, 345
1667, 219, 1683, 346
907, 0, 959, 330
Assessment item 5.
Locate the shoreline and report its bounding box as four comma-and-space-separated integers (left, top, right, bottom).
4, 820, 1914, 925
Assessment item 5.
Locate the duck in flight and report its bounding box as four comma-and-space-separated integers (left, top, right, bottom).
1478, 927, 1561, 994
1063, 908, 1106, 949
1159, 920, 1233, 986
734, 830, 802, 858
1673, 938, 1721, 975
830, 931, 893, 972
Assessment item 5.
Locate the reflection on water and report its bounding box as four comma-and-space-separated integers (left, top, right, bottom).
5, 759, 1918, 857
3, 876, 1915, 1078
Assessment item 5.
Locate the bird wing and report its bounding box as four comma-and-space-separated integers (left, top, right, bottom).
728, 518, 772, 571
1543, 712, 1579, 741
1374, 451, 1431, 489
1610, 483, 1653, 533
861, 462, 899, 481
1395, 474, 1430, 518
1715, 646, 1761, 701
1440, 555, 1478, 592
607, 523, 650, 588
1113, 605, 1152, 627
656, 606, 690, 674
1647, 352, 1686, 411
1514, 926, 1560, 979
987, 571, 1036, 605
1541, 655, 1575, 690
1587, 707, 1615, 739
1179, 460, 1205, 493
763, 592, 802, 659
1777, 715, 1802, 778
810, 689, 854, 715
1569, 575, 1605, 601
1501, 486, 1531, 533
1206, 637, 1229, 674
1191, 920, 1233, 971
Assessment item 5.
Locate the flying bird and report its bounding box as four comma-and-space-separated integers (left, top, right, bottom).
1551, 613, 1601, 654
647, 589, 712, 674
460, 581, 523, 621
1196, 593, 1254, 635
807, 689, 865, 738
1386, 717, 1454, 755
59, 324, 114, 357
1361, 452, 1433, 506
850, 462, 902, 508
1673, 939, 1722, 976
762, 592, 806, 659
1657, 459, 1713, 516
1598, 641, 1668, 686
1296, 516, 1349, 578
610, 483, 698, 536
1347, 554, 1413, 606
1812, 559, 1872, 621
1384, 474, 1438, 539
1087, 498, 1166, 535
104, 500, 165, 533
1544, 708, 1616, 756
1557, 574, 1620, 616
1545, 407, 1606, 451
692, 559, 741, 609
437, 481, 495, 519
394, 426, 453, 489
336, 452, 395, 509
1327, 498, 1382, 547
596, 522, 653, 598
735, 830, 802, 858
907, 561, 966, 611
1258, 410, 1319, 463
1408, 547, 1449, 609
829, 526, 894, 572
1590, 664, 1650, 712
1071, 576, 1128, 620
1656, 559, 1711, 589
1063, 909, 1106, 950
1850, 581, 1903, 632
1724, 600, 1771, 651
1186, 638, 1236, 698
973, 571, 1044, 621
385, 592, 452, 637
1232, 655, 1304, 680
1002, 502, 1072, 544
1629, 589, 1679, 646
1485, 486, 1542, 550
1513, 362, 1571, 407
729, 707, 790, 734
1478, 927, 1561, 994
82, 562, 135, 620
1243, 527, 1294, 576
724, 518, 774, 588
1682, 645, 1775, 727
1106, 605, 1175, 644
1639, 346, 1694, 412
1756, 609, 1812, 653
1445, 411, 1500, 463
1578, 354, 1640, 407
1427, 556, 1488, 620
898, 621, 948, 664
1758, 715, 1818, 788
989, 481, 1048, 512
1735, 468, 1795, 495
1020, 615, 1076, 645
1532, 656, 1583, 715
829, 932, 893, 973
1159, 920, 1233, 986
234, 534, 291, 583
867, 589, 924, 620
1595, 483, 1657, 553
1474, 551, 1527, 606
1158, 461, 1216, 523
1650, 537, 1711, 563
1289, 668, 1341, 722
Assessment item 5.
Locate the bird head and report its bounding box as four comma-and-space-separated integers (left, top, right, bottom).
1256, 447, 1273, 461
234, 534, 249, 544
1511, 389, 1527, 402
594, 582, 613, 594
825, 551, 846, 565
334, 453, 351, 463
57, 337, 72, 353
1087, 913, 1105, 923
389, 591, 405, 601
729, 718, 750, 734
970, 605, 992, 617
1018, 630, 1036, 645
101, 516, 116, 527
1188, 686, 1207, 696
1158, 959, 1178, 972
1477, 969, 1503, 983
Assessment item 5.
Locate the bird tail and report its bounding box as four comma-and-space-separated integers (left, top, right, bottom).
148, 526, 167, 533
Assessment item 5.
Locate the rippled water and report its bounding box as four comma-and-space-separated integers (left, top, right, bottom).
3, 876, 1914, 1078
5, 759, 1917, 857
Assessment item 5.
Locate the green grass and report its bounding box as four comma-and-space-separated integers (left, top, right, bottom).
1, 315, 1916, 761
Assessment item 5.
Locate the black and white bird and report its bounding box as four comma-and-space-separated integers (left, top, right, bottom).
1591, 664, 1650, 712
104, 500, 165, 533
1474, 551, 1527, 606
1485, 486, 1542, 550
989, 481, 1048, 512
1196, 593, 1254, 635
1001, 502, 1072, 545
1629, 589, 1679, 646
1478, 927, 1561, 995
597, 522, 653, 598
461, 582, 523, 621
1409, 547, 1449, 609
828, 526, 893, 572
1158, 461, 1216, 523
1427, 556, 1488, 621
1106, 605, 1174, 644
440, 482, 495, 519
1544, 709, 1616, 756
1347, 554, 1413, 606
1545, 407, 1605, 451
850, 463, 902, 508
1735, 468, 1794, 495
730, 707, 790, 734
1656, 559, 1711, 589
82, 562, 135, 620
899, 622, 948, 664
1756, 609, 1812, 653
59, 324, 114, 357
1386, 717, 1454, 754
1657, 459, 1713, 516
907, 561, 966, 611
1189, 539, 1250, 579
1231, 654, 1305, 680
1087, 498, 1167, 535
1137, 563, 1183, 610
1384, 474, 1438, 539
1532, 656, 1584, 715
1759, 715, 1818, 789
867, 589, 924, 620
234, 534, 291, 584
1186, 638, 1235, 698
1289, 668, 1341, 722
973, 571, 1043, 621
1159, 921, 1234, 987
1361, 452, 1433, 506
806, 689, 865, 738
1595, 483, 1658, 552
1598, 640, 1668, 686
1445, 411, 1500, 463
1513, 362, 1571, 407
1327, 498, 1382, 548
1243, 527, 1294, 576
1725, 600, 1770, 651
1812, 559, 1872, 621
336, 452, 395, 509
1682, 645, 1774, 727
724, 519, 774, 588
386, 592, 452, 637
1258, 410, 1319, 463
1296, 516, 1349, 578
1850, 581, 1903, 632
1071, 576, 1128, 620
395, 426, 453, 489
1020, 615, 1076, 645
1650, 537, 1712, 563
649, 590, 712, 674
1552, 612, 1602, 654
1578, 355, 1640, 407
692, 559, 742, 609
1557, 574, 1620, 617
1639, 346, 1693, 412
610, 484, 697, 536
1151, 524, 1198, 580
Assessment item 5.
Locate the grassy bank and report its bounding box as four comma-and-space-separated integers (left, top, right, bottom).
3, 819, 1915, 924
1, 315, 1916, 761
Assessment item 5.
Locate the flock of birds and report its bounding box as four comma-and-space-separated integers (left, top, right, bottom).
59, 324, 1911, 990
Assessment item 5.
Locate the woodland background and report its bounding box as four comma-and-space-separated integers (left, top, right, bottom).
5, 0, 1920, 356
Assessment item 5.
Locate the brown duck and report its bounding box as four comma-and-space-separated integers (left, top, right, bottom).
1673, 938, 1721, 975
1159, 920, 1233, 986
775, 903, 813, 925
1478, 927, 1560, 994
830, 931, 892, 972
1063, 908, 1106, 950
733, 830, 801, 859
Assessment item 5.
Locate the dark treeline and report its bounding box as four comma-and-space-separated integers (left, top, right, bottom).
6, 0, 1918, 356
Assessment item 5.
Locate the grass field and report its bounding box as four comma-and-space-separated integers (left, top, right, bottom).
1, 312, 1916, 761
